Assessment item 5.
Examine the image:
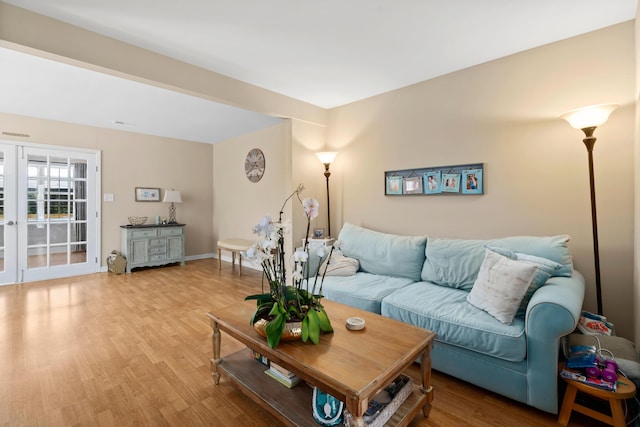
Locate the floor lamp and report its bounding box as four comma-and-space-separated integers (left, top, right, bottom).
561, 103, 618, 315
315, 151, 338, 238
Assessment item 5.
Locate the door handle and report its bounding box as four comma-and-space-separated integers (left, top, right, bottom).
6, 220, 15, 225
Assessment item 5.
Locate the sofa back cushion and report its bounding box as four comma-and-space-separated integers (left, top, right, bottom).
338, 222, 427, 281
421, 235, 573, 291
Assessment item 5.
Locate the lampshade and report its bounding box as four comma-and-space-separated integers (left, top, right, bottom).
561, 104, 618, 130
315, 151, 338, 165
162, 190, 182, 203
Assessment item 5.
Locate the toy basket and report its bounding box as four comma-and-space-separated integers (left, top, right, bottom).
343, 375, 413, 427
107, 250, 127, 274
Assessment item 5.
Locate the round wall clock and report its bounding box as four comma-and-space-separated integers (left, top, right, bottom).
245, 148, 265, 182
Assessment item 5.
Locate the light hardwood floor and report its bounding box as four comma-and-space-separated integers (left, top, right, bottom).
0, 259, 602, 426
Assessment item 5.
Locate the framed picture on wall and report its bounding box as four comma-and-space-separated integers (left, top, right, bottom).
403, 176, 423, 194
386, 175, 403, 195
441, 173, 461, 193
423, 171, 442, 194
135, 187, 161, 201
462, 169, 483, 194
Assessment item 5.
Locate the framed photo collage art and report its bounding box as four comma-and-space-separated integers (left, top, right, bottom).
385, 163, 483, 196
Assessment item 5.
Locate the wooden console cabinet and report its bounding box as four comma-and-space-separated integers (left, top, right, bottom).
120, 224, 185, 273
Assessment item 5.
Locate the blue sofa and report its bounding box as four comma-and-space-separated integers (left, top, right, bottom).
317, 223, 585, 414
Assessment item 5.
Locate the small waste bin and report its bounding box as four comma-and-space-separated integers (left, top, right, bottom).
107, 250, 127, 274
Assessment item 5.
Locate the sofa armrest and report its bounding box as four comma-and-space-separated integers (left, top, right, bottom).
524, 270, 585, 413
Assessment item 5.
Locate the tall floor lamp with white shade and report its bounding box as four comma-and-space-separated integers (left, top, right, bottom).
315, 151, 338, 238
561, 103, 618, 315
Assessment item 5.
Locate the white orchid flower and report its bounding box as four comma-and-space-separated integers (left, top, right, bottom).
302, 198, 319, 220
316, 246, 329, 257
294, 249, 308, 263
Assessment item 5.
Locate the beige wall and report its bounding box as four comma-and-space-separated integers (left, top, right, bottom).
0, 112, 214, 263
213, 122, 290, 252
212, 119, 330, 269
326, 22, 636, 339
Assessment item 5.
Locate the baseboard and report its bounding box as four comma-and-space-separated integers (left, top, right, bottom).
186, 253, 215, 261
100, 253, 215, 273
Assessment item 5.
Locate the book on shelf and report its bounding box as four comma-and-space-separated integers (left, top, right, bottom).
269, 361, 296, 379
264, 367, 302, 388
249, 349, 269, 367
560, 366, 617, 391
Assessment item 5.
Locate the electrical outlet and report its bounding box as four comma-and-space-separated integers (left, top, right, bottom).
103, 193, 114, 202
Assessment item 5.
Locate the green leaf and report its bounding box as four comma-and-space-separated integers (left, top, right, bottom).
307, 309, 320, 344
265, 313, 284, 348
268, 303, 281, 317
245, 293, 272, 302
301, 315, 310, 342
316, 308, 333, 333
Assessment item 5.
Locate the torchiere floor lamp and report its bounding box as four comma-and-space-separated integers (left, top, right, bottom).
561, 103, 618, 315
315, 151, 338, 238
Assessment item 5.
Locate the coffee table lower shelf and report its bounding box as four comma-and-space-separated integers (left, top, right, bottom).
214, 349, 426, 427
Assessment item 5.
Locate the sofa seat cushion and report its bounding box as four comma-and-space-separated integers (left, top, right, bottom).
421, 235, 573, 291
338, 223, 427, 281
381, 281, 527, 362
317, 272, 415, 314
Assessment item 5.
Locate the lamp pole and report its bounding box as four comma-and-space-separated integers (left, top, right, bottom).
561, 104, 617, 316
315, 152, 338, 238
581, 126, 602, 315
322, 163, 332, 237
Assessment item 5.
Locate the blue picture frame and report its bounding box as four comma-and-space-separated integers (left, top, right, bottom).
462, 169, 483, 194
442, 173, 461, 193
423, 171, 442, 194
386, 175, 403, 195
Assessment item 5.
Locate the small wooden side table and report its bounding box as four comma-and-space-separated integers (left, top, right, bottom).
558, 370, 636, 427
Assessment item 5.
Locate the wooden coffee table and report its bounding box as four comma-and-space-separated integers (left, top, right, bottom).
207, 299, 436, 427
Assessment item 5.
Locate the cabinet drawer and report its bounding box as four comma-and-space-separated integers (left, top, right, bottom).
160, 227, 183, 237
131, 229, 158, 238
148, 239, 166, 254
149, 254, 166, 261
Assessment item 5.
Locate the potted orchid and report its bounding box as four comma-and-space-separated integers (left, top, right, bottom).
245, 184, 335, 348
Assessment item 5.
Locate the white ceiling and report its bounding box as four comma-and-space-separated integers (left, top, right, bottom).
0, 0, 637, 144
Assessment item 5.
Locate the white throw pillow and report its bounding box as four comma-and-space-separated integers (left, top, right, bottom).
466, 248, 537, 325
319, 254, 359, 276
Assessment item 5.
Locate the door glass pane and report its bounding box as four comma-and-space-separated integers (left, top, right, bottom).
50, 246, 68, 267
27, 247, 47, 269
27, 223, 47, 246
71, 222, 86, 243
71, 244, 86, 265
50, 223, 68, 244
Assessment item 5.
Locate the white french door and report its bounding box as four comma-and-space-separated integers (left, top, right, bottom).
0, 141, 100, 285
0, 144, 17, 284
